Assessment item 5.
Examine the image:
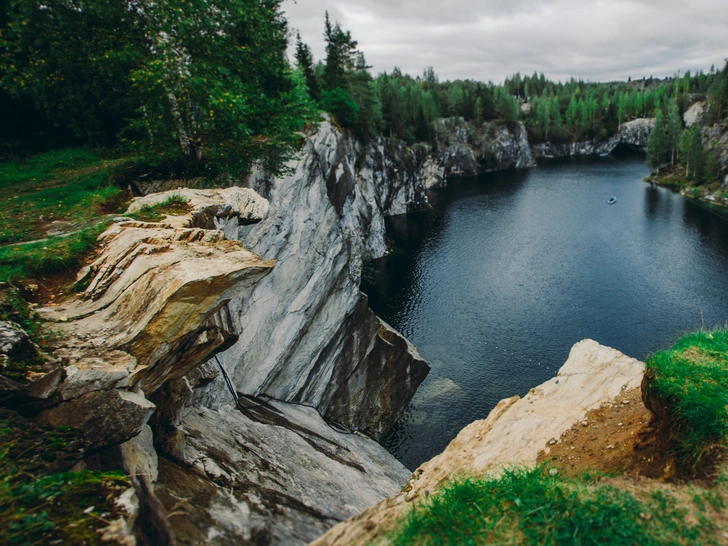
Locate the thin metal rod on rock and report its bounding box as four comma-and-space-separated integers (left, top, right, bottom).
214, 354, 241, 409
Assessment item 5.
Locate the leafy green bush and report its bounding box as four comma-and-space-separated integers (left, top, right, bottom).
644, 329, 728, 471
391, 467, 714, 545
320, 87, 360, 129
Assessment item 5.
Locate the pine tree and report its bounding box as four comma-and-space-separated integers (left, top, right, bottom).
323, 12, 358, 92
665, 101, 682, 164
646, 109, 668, 174
684, 126, 706, 183
552, 96, 562, 127
295, 33, 321, 101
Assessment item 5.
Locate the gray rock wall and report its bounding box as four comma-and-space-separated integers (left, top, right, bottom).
201, 122, 430, 441
531, 118, 654, 159
434, 118, 536, 177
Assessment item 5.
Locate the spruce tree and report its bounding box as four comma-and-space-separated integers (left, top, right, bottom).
665, 101, 683, 164
295, 33, 321, 101
646, 109, 668, 174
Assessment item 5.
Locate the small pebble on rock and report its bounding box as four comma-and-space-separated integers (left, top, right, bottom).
549, 439, 556, 445
622, 399, 629, 404
606, 444, 615, 449
548, 468, 558, 477
581, 420, 588, 427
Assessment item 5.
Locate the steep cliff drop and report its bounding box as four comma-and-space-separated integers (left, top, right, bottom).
32, 121, 432, 545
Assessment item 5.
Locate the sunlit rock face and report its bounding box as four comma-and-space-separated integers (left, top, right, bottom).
203, 121, 429, 441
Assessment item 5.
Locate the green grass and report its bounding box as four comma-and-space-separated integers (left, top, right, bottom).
0, 410, 131, 546
390, 467, 716, 546
644, 329, 728, 472
127, 194, 191, 222
0, 223, 108, 283
0, 147, 135, 282
0, 148, 100, 190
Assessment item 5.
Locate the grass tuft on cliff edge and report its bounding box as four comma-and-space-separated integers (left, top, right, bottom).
643, 329, 728, 473
390, 466, 717, 546
126, 194, 192, 223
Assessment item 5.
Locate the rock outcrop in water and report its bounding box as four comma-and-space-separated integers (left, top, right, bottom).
313, 339, 646, 546
531, 118, 654, 158
21, 120, 431, 545
434, 117, 536, 177
426, 117, 653, 184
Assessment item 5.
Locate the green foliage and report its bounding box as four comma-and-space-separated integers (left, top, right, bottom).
295, 33, 321, 102
320, 88, 360, 129
0, 0, 143, 146
2, 0, 310, 175
706, 62, 728, 122
391, 466, 714, 545
666, 101, 683, 164
681, 126, 707, 183
647, 109, 669, 173
322, 12, 358, 92
127, 194, 191, 222
645, 329, 728, 471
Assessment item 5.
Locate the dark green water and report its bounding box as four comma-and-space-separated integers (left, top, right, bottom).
363, 154, 728, 470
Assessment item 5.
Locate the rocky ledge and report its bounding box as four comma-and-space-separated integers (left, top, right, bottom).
313, 339, 645, 545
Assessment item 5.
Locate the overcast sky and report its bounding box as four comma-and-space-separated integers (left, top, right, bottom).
283, 0, 728, 84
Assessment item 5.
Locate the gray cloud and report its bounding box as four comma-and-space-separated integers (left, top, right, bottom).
283, 0, 728, 83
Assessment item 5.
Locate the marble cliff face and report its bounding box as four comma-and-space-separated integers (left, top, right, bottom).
26, 120, 433, 544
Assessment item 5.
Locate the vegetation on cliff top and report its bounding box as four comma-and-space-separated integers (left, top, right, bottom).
1, 0, 311, 176
646, 61, 727, 196
644, 329, 728, 473
295, 13, 726, 148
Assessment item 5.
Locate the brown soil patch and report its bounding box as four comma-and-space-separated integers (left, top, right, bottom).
536, 387, 677, 480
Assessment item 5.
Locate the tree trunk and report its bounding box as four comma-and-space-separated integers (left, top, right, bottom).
166, 91, 192, 156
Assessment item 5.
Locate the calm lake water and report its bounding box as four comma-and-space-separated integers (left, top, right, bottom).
363, 153, 728, 470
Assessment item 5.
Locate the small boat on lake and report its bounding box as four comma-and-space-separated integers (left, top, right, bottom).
607, 197, 617, 204
599, 153, 609, 157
